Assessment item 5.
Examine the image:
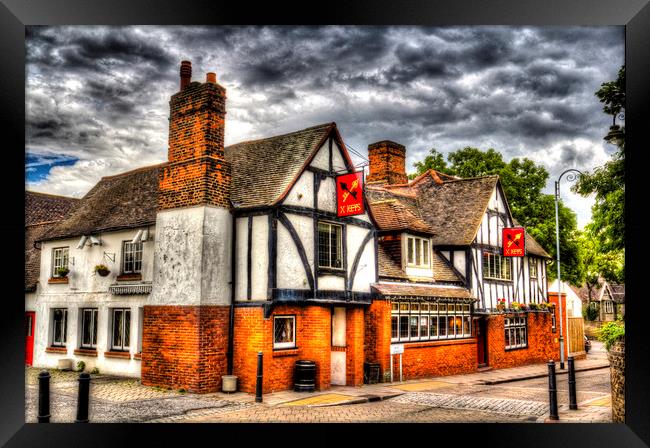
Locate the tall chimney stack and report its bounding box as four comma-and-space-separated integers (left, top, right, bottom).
180, 60, 192, 90
366, 140, 408, 185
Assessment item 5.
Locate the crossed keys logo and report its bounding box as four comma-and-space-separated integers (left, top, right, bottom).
336, 172, 364, 217
506, 232, 522, 248
502, 227, 525, 257
339, 178, 359, 203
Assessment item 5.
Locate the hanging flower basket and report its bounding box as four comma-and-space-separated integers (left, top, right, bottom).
95, 264, 111, 277
496, 298, 506, 311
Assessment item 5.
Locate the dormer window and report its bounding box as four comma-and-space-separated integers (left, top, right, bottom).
406, 235, 430, 268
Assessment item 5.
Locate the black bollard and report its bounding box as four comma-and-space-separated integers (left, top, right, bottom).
75, 373, 91, 423
37, 370, 51, 423
255, 352, 263, 403
568, 356, 578, 410
547, 361, 559, 420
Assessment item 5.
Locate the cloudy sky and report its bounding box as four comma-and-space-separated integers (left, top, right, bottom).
25, 26, 624, 228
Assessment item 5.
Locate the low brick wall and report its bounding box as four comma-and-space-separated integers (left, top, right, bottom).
395, 339, 477, 380
608, 340, 625, 423
141, 305, 230, 393
486, 311, 560, 369
364, 299, 392, 380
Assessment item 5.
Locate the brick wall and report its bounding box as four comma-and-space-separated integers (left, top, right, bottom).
548, 292, 570, 360
364, 299, 392, 379
486, 311, 560, 369
366, 141, 408, 185
141, 305, 229, 393
397, 339, 477, 380
159, 79, 231, 210
234, 304, 369, 394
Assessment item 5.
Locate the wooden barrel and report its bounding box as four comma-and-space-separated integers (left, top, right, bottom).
294, 360, 316, 392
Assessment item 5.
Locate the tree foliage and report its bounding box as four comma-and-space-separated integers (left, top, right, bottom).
411, 146, 584, 285
573, 65, 625, 253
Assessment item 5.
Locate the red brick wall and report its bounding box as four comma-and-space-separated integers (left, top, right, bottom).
141, 305, 229, 393
234, 304, 364, 394
396, 339, 477, 380
345, 307, 365, 386
366, 141, 408, 185
486, 311, 560, 369
364, 299, 392, 379
159, 80, 231, 210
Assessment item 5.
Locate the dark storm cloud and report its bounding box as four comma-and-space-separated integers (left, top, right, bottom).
25, 25, 623, 225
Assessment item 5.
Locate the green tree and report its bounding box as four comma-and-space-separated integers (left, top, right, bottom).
410, 148, 452, 179
573, 65, 625, 253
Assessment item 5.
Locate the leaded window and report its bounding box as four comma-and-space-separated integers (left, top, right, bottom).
52, 308, 67, 346
318, 222, 342, 269
529, 260, 538, 279
483, 251, 512, 281
505, 316, 527, 349
122, 241, 143, 274
112, 308, 131, 351
274, 315, 296, 349
390, 300, 472, 342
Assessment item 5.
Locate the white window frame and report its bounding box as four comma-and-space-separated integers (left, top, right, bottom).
317, 221, 343, 269
483, 251, 512, 281
505, 316, 528, 349
122, 240, 143, 274
80, 308, 98, 349
604, 300, 613, 314
52, 247, 69, 277
405, 235, 430, 268
273, 315, 296, 349
390, 300, 471, 343
111, 308, 131, 352
51, 308, 68, 347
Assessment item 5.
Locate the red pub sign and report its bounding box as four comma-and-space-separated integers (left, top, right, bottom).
336, 172, 364, 217
503, 227, 525, 257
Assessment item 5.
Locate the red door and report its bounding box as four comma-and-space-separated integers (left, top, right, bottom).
25, 312, 35, 366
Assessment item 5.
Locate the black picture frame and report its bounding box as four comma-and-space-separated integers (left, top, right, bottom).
4, 0, 648, 446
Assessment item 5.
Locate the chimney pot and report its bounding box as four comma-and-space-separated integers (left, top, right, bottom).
206, 72, 217, 84
180, 60, 192, 90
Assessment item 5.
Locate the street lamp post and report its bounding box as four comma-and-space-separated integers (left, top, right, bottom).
554, 168, 582, 370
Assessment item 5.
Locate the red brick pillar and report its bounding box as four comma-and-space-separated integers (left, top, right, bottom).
345, 307, 365, 386
364, 299, 391, 381
301, 306, 332, 391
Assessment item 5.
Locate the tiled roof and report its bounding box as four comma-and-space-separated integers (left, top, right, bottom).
377, 239, 463, 284
609, 284, 625, 303
368, 199, 432, 233
38, 164, 163, 242
226, 122, 340, 208
371, 282, 474, 300
25, 192, 79, 291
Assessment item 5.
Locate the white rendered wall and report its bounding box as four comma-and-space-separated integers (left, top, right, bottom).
453, 250, 466, 277
251, 215, 269, 299
317, 177, 337, 213
235, 217, 248, 301
282, 170, 314, 208
277, 214, 312, 290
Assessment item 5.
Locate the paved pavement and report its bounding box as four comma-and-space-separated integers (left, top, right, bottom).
25, 343, 611, 423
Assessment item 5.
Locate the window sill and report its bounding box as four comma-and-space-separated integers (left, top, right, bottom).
393, 338, 476, 349
45, 346, 68, 354
317, 267, 345, 277
48, 277, 69, 284
133, 352, 142, 360
104, 351, 131, 359
505, 346, 529, 352
272, 348, 299, 357
116, 273, 142, 282
74, 348, 98, 357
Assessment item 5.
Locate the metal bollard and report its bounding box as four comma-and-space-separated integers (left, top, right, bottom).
547, 360, 559, 420
75, 373, 91, 423
568, 356, 578, 410
37, 370, 51, 423
255, 352, 263, 403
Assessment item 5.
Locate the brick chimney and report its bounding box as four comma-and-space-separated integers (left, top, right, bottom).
158, 60, 231, 209
366, 140, 408, 185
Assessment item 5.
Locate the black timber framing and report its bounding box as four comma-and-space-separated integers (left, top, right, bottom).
306, 166, 335, 179
328, 136, 333, 173
347, 229, 374, 291
273, 288, 372, 305
267, 211, 277, 301
283, 204, 373, 229
247, 216, 252, 300
277, 211, 315, 291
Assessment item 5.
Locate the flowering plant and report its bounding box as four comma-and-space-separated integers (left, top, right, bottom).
510, 301, 522, 310
496, 298, 506, 311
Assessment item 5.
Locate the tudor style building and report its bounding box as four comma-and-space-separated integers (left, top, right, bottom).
27, 60, 565, 394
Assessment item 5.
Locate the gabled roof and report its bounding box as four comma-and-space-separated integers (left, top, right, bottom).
25, 191, 79, 291
38, 164, 163, 242
226, 122, 350, 208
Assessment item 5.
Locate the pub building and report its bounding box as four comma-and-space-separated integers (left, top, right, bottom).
26, 60, 570, 395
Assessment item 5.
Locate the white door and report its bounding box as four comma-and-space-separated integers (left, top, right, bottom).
330, 307, 346, 385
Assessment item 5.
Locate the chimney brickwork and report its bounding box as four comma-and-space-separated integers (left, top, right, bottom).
158, 61, 231, 210
366, 140, 408, 185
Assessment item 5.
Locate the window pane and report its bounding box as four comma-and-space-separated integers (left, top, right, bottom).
415, 239, 421, 265
423, 240, 429, 265
438, 316, 447, 336
409, 316, 418, 338
400, 316, 409, 338
391, 302, 399, 311
82, 310, 92, 346
318, 223, 330, 267
391, 316, 398, 339
274, 317, 295, 345
430, 316, 438, 337
113, 310, 123, 348
410, 303, 419, 312
505, 328, 511, 347
439, 304, 447, 312
92, 310, 98, 345
399, 303, 409, 312
124, 310, 131, 348
421, 303, 429, 312
331, 225, 341, 268
463, 316, 471, 335
53, 309, 63, 344
407, 238, 414, 264
420, 316, 429, 338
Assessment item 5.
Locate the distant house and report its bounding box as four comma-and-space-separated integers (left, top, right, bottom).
574, 278, 625, 322
548, 279, 583, 318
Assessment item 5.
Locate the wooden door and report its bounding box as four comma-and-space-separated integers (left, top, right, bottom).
331, 307, 347, 385
25, 312, 35, 366
477, 318, 487, 367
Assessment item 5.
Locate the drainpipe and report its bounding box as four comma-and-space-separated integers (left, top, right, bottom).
227, 211, 236, 375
